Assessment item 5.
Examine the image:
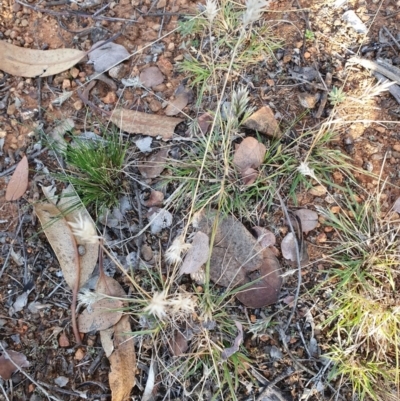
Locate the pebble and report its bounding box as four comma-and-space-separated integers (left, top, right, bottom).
73, 100, 83, 110
157, 0, 167, 8
309, 185, 327, 196
21, 19, 29, 27
298, 92, 319, 108
393, 144, 400, 152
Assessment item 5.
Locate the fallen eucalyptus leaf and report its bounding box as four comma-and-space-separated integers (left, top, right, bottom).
108, 315, 136, 401
221, 321, 243, 360
169, 330, 188, 356
179, 231, 209, 276
139, 66, 164, 88
294, 209, 318, 233
0, 350, 30, 380
138, 147, 169, 178
253, 226, 276, 248
164, 85, 193, 116
110, 109, 183, 141
5, 155, 28, 201
0, 40, 86, 77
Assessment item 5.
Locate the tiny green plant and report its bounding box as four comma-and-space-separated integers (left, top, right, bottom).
54, 130, 128, 214
304, 29, 315, 41
328, 86, 347, 105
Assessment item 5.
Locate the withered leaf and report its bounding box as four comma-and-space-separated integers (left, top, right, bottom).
164, 85, 193, 116
243, 106, 282, 138
253, 226, 276, 248
78, 298, 123, 333
138, 147, 169, 178
294, 209, 318, 233
221, 321, 243, 360
194, 210, 264, 288
235, 248, 282, 308
179, 231, 209, 276
0, 40, 86, 77
88, 41, 130, 73
169, 330, 188, 356
5, 156, 28, 201
0, 350, 30, 380
111, 109, 182, 141
108, 315, 136, 401
142, 190, 164, 207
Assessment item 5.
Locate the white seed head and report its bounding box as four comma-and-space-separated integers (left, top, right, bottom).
144, 292, 169, 320
165, 235, 191, 264
297, 161, 316, 179
242, 0, 269, 26
169, 293, 196, 315
68, 213, 100, 244
204, 0, 218, 23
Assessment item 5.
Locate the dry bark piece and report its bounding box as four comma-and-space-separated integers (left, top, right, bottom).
5, 155, 28, 201
139, 66, 165, 88
243, 106, 282, 138
138, 147, 169, 178
108, 315, 136, 401
110, 109, 183, 141
0, 40, 86, 77
0, 350, 30, 380
195, 211, 264, 288
88, 41, 130, 73
78, 298, 123, 333
179, 231, 210, 276
235, 248, 282, 308
294, 209, 318, 233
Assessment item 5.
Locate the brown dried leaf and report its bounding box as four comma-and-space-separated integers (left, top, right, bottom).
164, 85, 193, 116
88, 41, 130, 73
253, 226, 276, 248
179, 231, 209, 276
109, 315, 136, 401
78, 298, 123, 333
100, 327, 114, 357
235, 248, 282, 308
111, 109, 182, 141
138, 148, 169, 178
142, 190, 164, 207
5, 156, 28, 201
233, 137, 266, 171
0, 350, 30, 380
0, 40, 86, 77
139, 66, 164, 88
195, 211, 264, 288
243, 106, 282, 138
197, 112, 213, 135
294, 209, 318, 233
221, 321, 243, 360
241, 167, 258, 186
96, 275, 126, 298
169, 330, 188, 357
281, 232, 308, 265
34, 203, 82, 290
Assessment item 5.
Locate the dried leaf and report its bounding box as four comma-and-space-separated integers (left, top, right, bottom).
5, 155, 28, 201
34, 203, 83, 290
78, 298, 123, 333
243, 106, 282, 138
241, 167, 258, 186
142, 190, 164, 207
11, 292, 28, 314
233, 137, 266, 171
281, 232, 297, 262
142, 361, 156, 401
0, 350, 30, 380
282, 212, 309, 265
55, 185, 99, 287
235, 248, 282, 308
54, 376, 69, 387
0, 40, 86, 77
221, 321, 243, 360
253, 226, 276, 248
164, 85, 193, 116
109, 315, 136, 401
169, 330, 188, 356
393, 197, 400, 213
88, 41, 130, 73
197, 112, 213, 135
139, 66, 164, 88
100, 327, 114, 357
195, 211, 264, 288
138, 148, 169, 178
58, 333, 70, 348
96, 275, 126, 298
179, 231, 209, 276
294, 209, 318, 233
110, 109, 183, 141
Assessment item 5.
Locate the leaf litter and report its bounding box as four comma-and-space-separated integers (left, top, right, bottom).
5, 155, 29, 201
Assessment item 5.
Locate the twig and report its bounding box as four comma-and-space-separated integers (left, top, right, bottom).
0, 344, 63, 401
382, 26, 400, 52
37, 381, 89, 398
133, 181, 144, 271
276, 193, 303, 333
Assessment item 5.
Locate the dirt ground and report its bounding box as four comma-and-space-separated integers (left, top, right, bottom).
1, 0, 400, 400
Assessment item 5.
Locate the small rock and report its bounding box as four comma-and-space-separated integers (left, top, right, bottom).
316, 232, 327, 244
298, 92, 319, 108
342, 10, 367, 34
148, 98, 162, 112
157, 0, 167, 7
69, 67, 79, 79
304, 51, 311, 59
62, 79, 71, 90
141, 244, 153, 261
139, 66, 164, 88
393, 144, 400, 152
74, 348, 85, 360
157, 57, 173, 76
243, 106, 282, 138
101, 92, 117, 104
332, 171, 343, 184
330, 206, 340, 214
7, 103, 16, 115
20, 19, 29, 27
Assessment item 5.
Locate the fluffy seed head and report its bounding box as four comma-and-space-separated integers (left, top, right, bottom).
165, 235, 192, 264
297, 161, 316, 179
144, 292, 169, 320
242, 0, 269, 26
68, 213, 100, 244
204, 0, 218, 23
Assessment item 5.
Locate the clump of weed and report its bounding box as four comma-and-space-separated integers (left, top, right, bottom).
319, 188, 400, 400
54, 130, 128, 214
